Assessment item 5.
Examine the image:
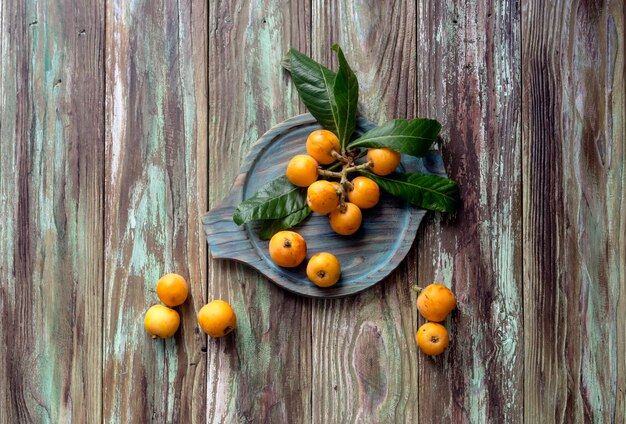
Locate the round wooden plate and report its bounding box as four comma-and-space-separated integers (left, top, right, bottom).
203, 114, 448, 298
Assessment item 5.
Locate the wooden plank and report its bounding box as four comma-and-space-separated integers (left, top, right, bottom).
103, 1, 207, 422
0, 0, 104, 422
522, 1, 626, 422
415, 1, 523, 422
206, 1, 312, 422
310, 1, 421, 422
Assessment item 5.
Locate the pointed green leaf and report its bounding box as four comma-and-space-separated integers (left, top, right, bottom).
331, 44, 359, 150
348, 119, 442, 157
258, 206, 312, 240
365, 171, 459, 213
282, 48, 339, 135
233, 176, 307, 225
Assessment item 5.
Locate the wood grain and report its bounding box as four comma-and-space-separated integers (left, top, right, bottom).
416, 1, 523, 422
310, 1, 421, 422
103, 1, 207, 422
0, 1, 624, 422
522, 1, 626, 422
206, 1, 312, 422
0, 0, 104, 422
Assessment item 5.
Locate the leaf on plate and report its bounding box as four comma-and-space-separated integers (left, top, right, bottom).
331, 44, 359, 150
365, 171, 459, 213
233, 176, 308, 225
348, 118, 442, 157
282, 48, 339, 135
258, 206, 312, 240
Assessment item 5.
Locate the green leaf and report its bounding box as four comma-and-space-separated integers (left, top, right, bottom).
348, 119, 442, 157
282, 48, 339, 135
233, 176, 307, 225
258, 206, 312, 240
365, 171, 459, 213
331, 44, 359, 150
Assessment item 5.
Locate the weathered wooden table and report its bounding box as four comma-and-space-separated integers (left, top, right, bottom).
1, 1, 624, 423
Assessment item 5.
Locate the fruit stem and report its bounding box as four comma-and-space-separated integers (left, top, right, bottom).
344, 161, 373, 173
321, 158, 372, 180
331, 150, 349, 164
321, 153, 372, 213
339, 193, 347, 213
412, 285, 423, 294
318, 168, 343, 179
338, 161, 350, 212
340, 163, 350, 192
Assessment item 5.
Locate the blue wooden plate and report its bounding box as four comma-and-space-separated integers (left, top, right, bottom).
203, 114, 448, 298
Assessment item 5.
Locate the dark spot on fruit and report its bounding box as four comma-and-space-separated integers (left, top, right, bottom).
317, 270, 326, 278
283, 239, 292, 248
430, 335, 439, 343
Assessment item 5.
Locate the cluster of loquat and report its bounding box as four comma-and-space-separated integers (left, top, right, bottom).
287, 129, 401, 235
266, 129, 404, 289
